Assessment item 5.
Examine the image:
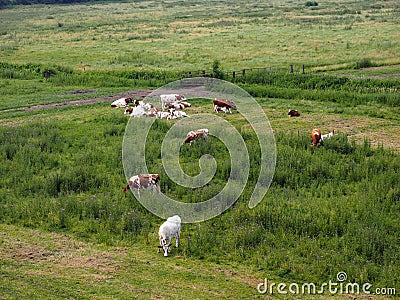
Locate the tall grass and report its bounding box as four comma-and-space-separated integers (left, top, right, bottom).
0, 110, 399, 288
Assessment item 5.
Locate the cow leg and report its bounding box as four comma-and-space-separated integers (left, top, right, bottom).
175, 231, 180, 248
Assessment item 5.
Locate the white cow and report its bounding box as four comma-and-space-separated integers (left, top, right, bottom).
160, 94, 186, 110
321, 130, 335, 142
111, 97, 133, 108
158, 215, 181, 257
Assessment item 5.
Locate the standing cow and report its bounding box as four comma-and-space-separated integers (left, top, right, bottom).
158, 215, 181, 257
183, 128, 209, 145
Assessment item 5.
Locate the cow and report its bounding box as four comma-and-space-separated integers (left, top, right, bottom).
124, 106, 147, 118
123, 174, 160, 197
111, 97, 133, 108
288, 109, 300, 117
178, 101, 191, 108
321, 130, 335, 142
144, 107, 161, 118
167, 102, 185, 110
160, 94, 186, 110
183, 128, 209, 145
311, 128, 322, 146
134, 99, 154, 110
158, 215, 181, 257
214, 105, 231, 114
213, 98, 237, 114
167, 108, 189, 120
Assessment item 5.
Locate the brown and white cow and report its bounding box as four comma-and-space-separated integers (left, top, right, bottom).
311, 128, 322, 146
183, 128, 209, 145
213, 98, 237, 114
288, 109, 300, 117
111, 97, 133, 108
160, 94, 186, 110
134, 99, 154, 110
123, 174, 160, 196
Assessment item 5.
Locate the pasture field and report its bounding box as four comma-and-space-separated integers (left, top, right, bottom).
1, 93, 400, 298
0, 0, 400, 71
1, 0, 400, 299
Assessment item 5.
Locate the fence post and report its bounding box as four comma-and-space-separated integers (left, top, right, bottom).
202, 70, 205, 77
242, 69, 246, 77
232, 71, 235, 80
290, 65, 293, 73
302, 65, 305, 74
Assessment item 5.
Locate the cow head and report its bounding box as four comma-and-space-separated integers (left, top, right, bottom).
125, 98, 133, 104
158, 239, 172, 257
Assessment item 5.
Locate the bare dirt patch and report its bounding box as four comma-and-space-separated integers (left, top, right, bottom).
19, 89, 153, 111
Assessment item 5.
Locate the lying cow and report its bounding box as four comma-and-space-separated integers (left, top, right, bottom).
123, 174, 160, 197
158, 215, 181, 257
183, 128, 209, 145
160, 94, 186, 110
134, 99, 154, 110
167, 109, 189, 120
311, 128, 322, 147
288, 109, 300, 117
213, 98, 237, 114
111, 97, 133, 108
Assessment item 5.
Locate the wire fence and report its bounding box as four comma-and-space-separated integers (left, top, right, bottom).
181, 64, 306, 80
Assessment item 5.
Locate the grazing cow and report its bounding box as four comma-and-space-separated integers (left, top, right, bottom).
134, 99, 154, 110
288, 109, 300, 117
213, 98, 237, 114
160, 94, 186, 110
111, 97, 133, 108
311, 128, 322, 146
321, 130, 335, 142
123, 174, 160, 196
183, 128, 209, 145
158, 215, 181, 257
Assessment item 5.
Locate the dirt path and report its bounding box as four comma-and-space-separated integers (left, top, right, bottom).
14, 89, 154, 112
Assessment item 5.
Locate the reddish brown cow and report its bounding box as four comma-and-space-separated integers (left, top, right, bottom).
213, 98, 237, 114
288, 109, 300, 117
183, 128, 209, 145
124, 174, 160, 193
311, 128, 322, 146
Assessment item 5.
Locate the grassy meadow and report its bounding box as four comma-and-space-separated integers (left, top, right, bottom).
0, 0, 399, 71
1, 0, 400, 299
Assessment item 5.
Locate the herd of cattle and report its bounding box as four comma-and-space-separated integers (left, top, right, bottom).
112, 94, 335, 256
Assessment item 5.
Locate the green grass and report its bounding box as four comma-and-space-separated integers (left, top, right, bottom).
0, 0, 399, 71
0, 98, 399, 299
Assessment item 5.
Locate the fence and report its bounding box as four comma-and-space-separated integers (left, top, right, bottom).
181, 64, 306, 80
